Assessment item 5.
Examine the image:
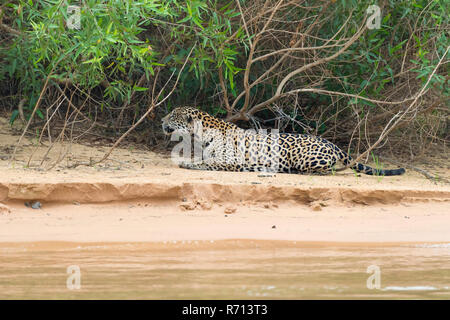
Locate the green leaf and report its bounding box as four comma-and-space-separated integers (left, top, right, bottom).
10, 110, 19, 125
132, 86, 149, 92
36, 109, 44, 120
82, 57, 103, 64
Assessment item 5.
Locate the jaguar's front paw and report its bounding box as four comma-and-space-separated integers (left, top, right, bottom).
179, 161, 205, 170
179, 161, 194, 169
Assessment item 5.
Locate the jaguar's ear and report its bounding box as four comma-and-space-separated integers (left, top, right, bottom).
187, 115, 193, 123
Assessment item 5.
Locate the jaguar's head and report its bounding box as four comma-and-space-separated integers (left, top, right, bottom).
162, 106, 238, 141
161, 106, 203, 135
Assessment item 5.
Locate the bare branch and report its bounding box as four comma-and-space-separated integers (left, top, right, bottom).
228, 21, 367, 121
275, 22, 367, 97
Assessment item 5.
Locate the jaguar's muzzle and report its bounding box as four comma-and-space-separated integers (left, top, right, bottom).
162, 123, 174, 135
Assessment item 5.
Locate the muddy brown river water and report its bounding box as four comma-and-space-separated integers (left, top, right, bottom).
1, 241, 449, 299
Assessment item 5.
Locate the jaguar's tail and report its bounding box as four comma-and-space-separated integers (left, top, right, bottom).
338, 150, 406, 176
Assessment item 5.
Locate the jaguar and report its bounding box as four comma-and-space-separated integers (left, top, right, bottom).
162, 106, 405, 176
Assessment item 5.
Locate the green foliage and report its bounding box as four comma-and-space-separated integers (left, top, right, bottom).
0, 0, 447, 134
1, 0, 247, 123
329, 0, 449, 103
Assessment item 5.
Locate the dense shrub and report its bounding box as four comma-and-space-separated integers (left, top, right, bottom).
0, 0, 448, 158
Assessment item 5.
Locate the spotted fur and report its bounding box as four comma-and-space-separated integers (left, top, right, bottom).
162, 107, 406, 176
